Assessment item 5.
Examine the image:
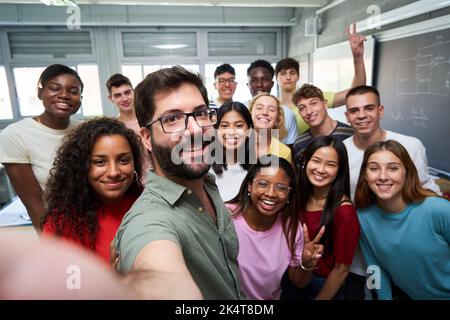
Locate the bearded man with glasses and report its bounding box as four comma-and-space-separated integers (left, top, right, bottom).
113, 66, 245, 300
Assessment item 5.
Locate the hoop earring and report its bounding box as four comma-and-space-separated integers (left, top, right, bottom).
133, 170, 138, 182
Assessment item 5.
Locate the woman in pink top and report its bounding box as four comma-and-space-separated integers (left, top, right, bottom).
226, 155, 324, 300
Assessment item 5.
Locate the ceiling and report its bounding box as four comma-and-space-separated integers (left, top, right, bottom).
0, 0, 328, 8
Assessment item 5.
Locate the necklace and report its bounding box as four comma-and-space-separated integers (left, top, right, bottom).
312, 194, 328, 201
36, 115, 42, 124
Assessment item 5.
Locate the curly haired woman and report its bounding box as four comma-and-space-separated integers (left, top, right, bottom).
41, 117, 144, 263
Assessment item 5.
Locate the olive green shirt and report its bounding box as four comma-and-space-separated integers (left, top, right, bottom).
114, 170, 245, 300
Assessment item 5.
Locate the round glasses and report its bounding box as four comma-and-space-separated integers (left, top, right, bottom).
253, 179, 292, 196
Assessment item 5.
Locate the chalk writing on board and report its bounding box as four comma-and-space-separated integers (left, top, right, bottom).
411, 106, 429, 128
396, 35, 450, 96
390, 108, 404, 121
389, 105, 429, 128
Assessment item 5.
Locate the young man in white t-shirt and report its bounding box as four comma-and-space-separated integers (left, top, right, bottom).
344, 85, 440, 197
342, 85, 441, 299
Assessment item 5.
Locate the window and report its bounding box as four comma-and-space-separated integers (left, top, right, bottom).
121, 64, 200, 88
0, 66, 13, 120
77, 65, 102, 116
8, 31, 93, 59
121, 65, 143, 89
13, 65, 102, 117
119, 29, 281, 105
208, 32, 277, 57
205, 63, 277, 104
1, 29, 102, 123
122, 62, 280, 105
13, 67, 46, 117
143, 64, 199, 76
122, 32, 197, 57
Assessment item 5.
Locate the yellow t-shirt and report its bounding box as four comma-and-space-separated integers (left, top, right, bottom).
290, 91, 336, 133
268, 137, 292, 164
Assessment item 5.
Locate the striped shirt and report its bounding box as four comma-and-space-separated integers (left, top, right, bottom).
209, 99, 222, 109
293, 121, 353, 171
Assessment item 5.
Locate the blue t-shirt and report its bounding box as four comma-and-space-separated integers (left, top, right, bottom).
281, 105, 299, 145
358, 197, 450, 299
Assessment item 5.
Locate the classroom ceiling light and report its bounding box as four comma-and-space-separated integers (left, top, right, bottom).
39, 0, 78, 7
151, 44, 188, 49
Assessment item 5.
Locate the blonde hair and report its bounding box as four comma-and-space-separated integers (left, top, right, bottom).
249, 92, 287, 141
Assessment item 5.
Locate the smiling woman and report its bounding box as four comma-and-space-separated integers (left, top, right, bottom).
0, 64, 84, 231
249, 93, 292, 163
41, 118, 144, 263
225, 155, 323, 300
354, 140, 450, 300
210, 101, 254, 202
282, 136, 360, 300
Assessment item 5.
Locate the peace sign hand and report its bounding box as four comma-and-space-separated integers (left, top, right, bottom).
301, 224, 325, 270
346, 23, 366, 58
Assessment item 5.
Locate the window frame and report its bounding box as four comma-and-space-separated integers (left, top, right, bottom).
0, 27, 99, 128
118, 26, 284, 103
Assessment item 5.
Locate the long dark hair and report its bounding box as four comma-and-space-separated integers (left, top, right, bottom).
211, 101, 255, 174
298, 136, 351, 253
227, 155, 300, 261
42, 117, 144, 248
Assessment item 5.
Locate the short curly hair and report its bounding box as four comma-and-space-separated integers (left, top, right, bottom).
247, 60, 274, 78
292, 83, 325, 106
42, 117, 144, 248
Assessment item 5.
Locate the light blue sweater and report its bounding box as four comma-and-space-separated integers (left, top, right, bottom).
358, 197, 450, 300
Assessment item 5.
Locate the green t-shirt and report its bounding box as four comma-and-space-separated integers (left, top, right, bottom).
114, 171, 245, 300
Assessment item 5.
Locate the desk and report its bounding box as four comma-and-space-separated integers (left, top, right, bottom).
0, 164, 16, 204
0, 197, 32, 227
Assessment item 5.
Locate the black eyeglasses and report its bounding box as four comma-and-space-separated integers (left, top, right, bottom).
217, 78, 236, 85
145, 107, 217, 133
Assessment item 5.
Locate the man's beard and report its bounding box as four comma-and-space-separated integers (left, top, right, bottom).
150, 135, 211, 180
